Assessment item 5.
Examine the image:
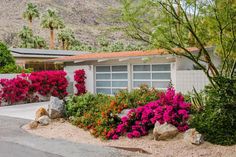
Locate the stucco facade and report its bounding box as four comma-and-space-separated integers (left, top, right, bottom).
64, 55, 209, 94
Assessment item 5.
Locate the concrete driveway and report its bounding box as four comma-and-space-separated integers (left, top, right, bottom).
0, 102, 48, 120
0, 116, 132, 157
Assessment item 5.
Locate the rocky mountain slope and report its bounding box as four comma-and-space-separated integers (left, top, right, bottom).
0, 0, 125, 47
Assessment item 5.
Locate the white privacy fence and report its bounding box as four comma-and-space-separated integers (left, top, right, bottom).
175, 70, 209, 94
0, 73, 20, 79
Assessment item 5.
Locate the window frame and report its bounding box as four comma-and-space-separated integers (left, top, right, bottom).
132, 63, 171, 90
95, 65, 129, 95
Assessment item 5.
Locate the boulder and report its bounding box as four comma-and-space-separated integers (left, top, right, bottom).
29, 121, 38, 129
35, 107, 48, 121
38, 115, 50, 126
153, 122, 179, 140
48, 96, 65, 119
184, 128, 203, 145
117, 109, 132, 118
59, 118, 65, 123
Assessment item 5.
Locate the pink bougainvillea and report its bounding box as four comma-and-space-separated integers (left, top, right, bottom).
0, 70, 68, 105
0, 75, 31, 105
29, 70, 68, 99
74, 69, 86, 95
107, 88, 191, 139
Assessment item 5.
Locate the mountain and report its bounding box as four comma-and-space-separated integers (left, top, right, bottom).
0, 0, 126, 47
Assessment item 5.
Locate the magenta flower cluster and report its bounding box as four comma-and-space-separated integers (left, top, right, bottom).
0, 71, 68, 105
107, 88, 191, 140
74, 70, 86, 95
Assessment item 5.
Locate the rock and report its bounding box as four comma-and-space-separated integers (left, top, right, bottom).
35, 107, 48, 121
48, 96, 65, 119
153, 122, 179, 140
29, 121, 38, 129
184, 128, 203, 145
117, 109, 132, 118
59, 118, 65, 123
38, 115, 50, 126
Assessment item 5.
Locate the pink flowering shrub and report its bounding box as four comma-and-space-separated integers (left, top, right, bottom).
74, 70, 86, 95
0, 75, 31, 105
0, 71, 68, 105
107, 88, 191, 139
29, 71, 68, 99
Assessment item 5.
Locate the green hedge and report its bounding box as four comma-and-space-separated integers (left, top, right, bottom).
190, 76, 236, 145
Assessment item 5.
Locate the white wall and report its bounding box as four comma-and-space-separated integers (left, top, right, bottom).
64, 65, 94, 94
176, 57, 194, 70
0, 73, 19, 79
175, 70, 209, 94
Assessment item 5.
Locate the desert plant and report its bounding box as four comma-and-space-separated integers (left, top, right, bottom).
41, 9, 65, 49
58, 28, 75, 50
23, 3, 39, 29
189, 88, 205, 113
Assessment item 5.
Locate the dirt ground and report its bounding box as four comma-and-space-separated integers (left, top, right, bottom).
23, 120, 236, 157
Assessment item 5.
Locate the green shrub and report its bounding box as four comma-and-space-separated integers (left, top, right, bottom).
0, 64, 32, 74
115, 84, 160, 108
65, 85, 161, 139
190, 76, 236, 145
65, 93, 97, 118
0, 42, 15, 67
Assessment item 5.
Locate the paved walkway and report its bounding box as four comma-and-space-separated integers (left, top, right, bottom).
0, 102, 48, 120
0, 116, 130, 157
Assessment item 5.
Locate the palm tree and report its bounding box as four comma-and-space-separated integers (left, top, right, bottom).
18, 26, 34, 48
23, 3, 40, 29
58, 28, 75, 50
41, 9, 65, 49
33, 36, 47, 49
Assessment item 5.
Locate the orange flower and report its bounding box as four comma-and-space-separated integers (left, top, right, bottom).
97, 119, 102, 125
124, 104, 128, 108
110, 100, 116, 107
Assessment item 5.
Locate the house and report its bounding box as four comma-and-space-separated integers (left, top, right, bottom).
49, 47, 220, 94
10, 48, 90, 71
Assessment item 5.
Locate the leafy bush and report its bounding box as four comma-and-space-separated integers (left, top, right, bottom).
107, 88, 191, 139
0, 64, 32, 74
190, 76, 236, 145
65, 93, 119, 138
0, 70, 68, 105
0, 42, 32, 74
74, 70, 86, 95
115, 84, 160, 108
65, 93, 96, 118
0, 42, 15, 67
65, 86, 190, 140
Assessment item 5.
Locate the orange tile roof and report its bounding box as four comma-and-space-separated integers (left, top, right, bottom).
49, 47, 199, 62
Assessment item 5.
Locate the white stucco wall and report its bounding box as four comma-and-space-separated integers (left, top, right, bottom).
63, 55, 214, 94
176, 70, 209, 93
64, 65, 94, 94
64, 56, 176, 94
0, 74, 20, 79
176, 57, 195, 70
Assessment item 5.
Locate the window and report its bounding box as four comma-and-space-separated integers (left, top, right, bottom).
95, 65, 128, 95
132, 64, 171, 89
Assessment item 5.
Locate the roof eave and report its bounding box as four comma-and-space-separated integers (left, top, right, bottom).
49, 54, 176, 63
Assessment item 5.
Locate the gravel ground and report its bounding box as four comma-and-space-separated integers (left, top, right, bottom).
23, 120, 236, 157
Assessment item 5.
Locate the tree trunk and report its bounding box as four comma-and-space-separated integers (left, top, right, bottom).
29, 18, 33, 30
62, 39, 65, 50
50, 28, 54, 49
